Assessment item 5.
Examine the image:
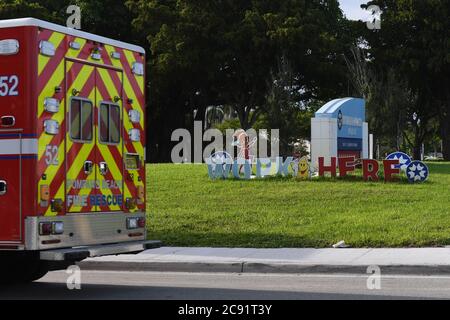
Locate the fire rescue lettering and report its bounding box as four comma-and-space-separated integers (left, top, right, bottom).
67, 194, 123, 207
66, 179, 123, 207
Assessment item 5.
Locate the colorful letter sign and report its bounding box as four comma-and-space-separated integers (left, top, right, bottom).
207, 153, 429, 183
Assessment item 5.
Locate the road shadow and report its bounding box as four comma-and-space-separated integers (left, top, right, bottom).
0, 281, 428, 300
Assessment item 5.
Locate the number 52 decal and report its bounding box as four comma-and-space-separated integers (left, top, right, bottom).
0, 75, 19, 97
45, 145, 59, 166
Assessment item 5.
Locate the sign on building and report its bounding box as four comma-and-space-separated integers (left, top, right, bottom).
311, 98, 369, 168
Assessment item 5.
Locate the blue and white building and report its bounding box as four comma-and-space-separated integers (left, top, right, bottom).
311, 98, 371, 167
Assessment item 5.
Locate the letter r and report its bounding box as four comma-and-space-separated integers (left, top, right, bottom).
363, 159, 379, 181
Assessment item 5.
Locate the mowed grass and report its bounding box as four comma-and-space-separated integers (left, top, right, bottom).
146, 162, 450, 248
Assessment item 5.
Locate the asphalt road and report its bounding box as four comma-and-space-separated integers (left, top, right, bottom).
1, 271, 450, 300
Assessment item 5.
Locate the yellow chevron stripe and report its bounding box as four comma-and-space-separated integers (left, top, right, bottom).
38, 32, 65, 76
65, 142, 95, 213
98, 69, 144, 170
104, 46, 145, 125
96, 148, 124, 211
95, 85, 129, 208
38, 63, 94, 161
121, 50, 145, 161
38, 38, 88, 119
67, 38, 87, 58
97, 67, 120, 101
39, 139, 65, 217
38, 68, 64, 118
65, 85, 96, 213
123, 144, 143, 213
66, 63, 95, 99
123, 50, 144, 94
103, 48, 144, 156
104, 46, 145, 212
37, 41, 146, 214
44, 182, 64, 217
122, 71, 145, 125
43, 77, 94, 216
96, 63, 143, 160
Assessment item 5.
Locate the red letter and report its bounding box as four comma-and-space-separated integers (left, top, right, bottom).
363, 159, 379, 181
319, 157, 337, 177
383, 159, 400, 182
338, 157, 356, 177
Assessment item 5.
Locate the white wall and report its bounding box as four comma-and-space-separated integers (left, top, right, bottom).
311, 118, 338, 168
362, 122, 369, 159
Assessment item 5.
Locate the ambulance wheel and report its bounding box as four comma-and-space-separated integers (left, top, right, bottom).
21, 265, 49, 283
0, 252, 48, 284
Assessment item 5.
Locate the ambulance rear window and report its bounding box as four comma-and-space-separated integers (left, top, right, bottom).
70, 98, 93, 142
99, 103, 121, 144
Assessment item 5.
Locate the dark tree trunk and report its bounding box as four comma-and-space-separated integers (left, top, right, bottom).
412, 145, 422, 161
412, 126, 424, 161
440, 105, 450, 161
442, 136, 450, 160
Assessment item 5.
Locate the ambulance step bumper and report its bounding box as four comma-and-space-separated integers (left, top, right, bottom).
39, 240, 162, 261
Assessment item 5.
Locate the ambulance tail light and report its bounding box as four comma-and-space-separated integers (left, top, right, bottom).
126, 217, 138, 229
126, 217, 146, 230
1, 116, 15, 127
137, 217, 146, 228
39, 222, 64, 236
39, 222, 52, 236
52, 222, 64, 235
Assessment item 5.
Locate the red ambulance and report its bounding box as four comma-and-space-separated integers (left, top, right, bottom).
0, 18, 158, 283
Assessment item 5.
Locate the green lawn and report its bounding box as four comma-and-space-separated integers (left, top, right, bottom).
146, 162, 450, 248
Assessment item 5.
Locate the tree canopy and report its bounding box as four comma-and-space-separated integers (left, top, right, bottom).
0, 0, 448, 161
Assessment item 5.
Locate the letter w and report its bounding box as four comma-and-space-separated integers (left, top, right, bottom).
207, 163, 232, 179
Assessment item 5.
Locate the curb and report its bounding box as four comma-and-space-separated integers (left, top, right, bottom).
78, 260, 450, 276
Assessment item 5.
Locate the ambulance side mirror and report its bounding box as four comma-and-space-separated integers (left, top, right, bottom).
0, 180, 6, 196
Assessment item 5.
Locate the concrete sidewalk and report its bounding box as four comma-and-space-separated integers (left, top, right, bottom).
79, 247, 450, 275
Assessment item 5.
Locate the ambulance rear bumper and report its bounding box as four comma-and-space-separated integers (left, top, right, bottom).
25, 212, 149, 251
39, 240, 161, 261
